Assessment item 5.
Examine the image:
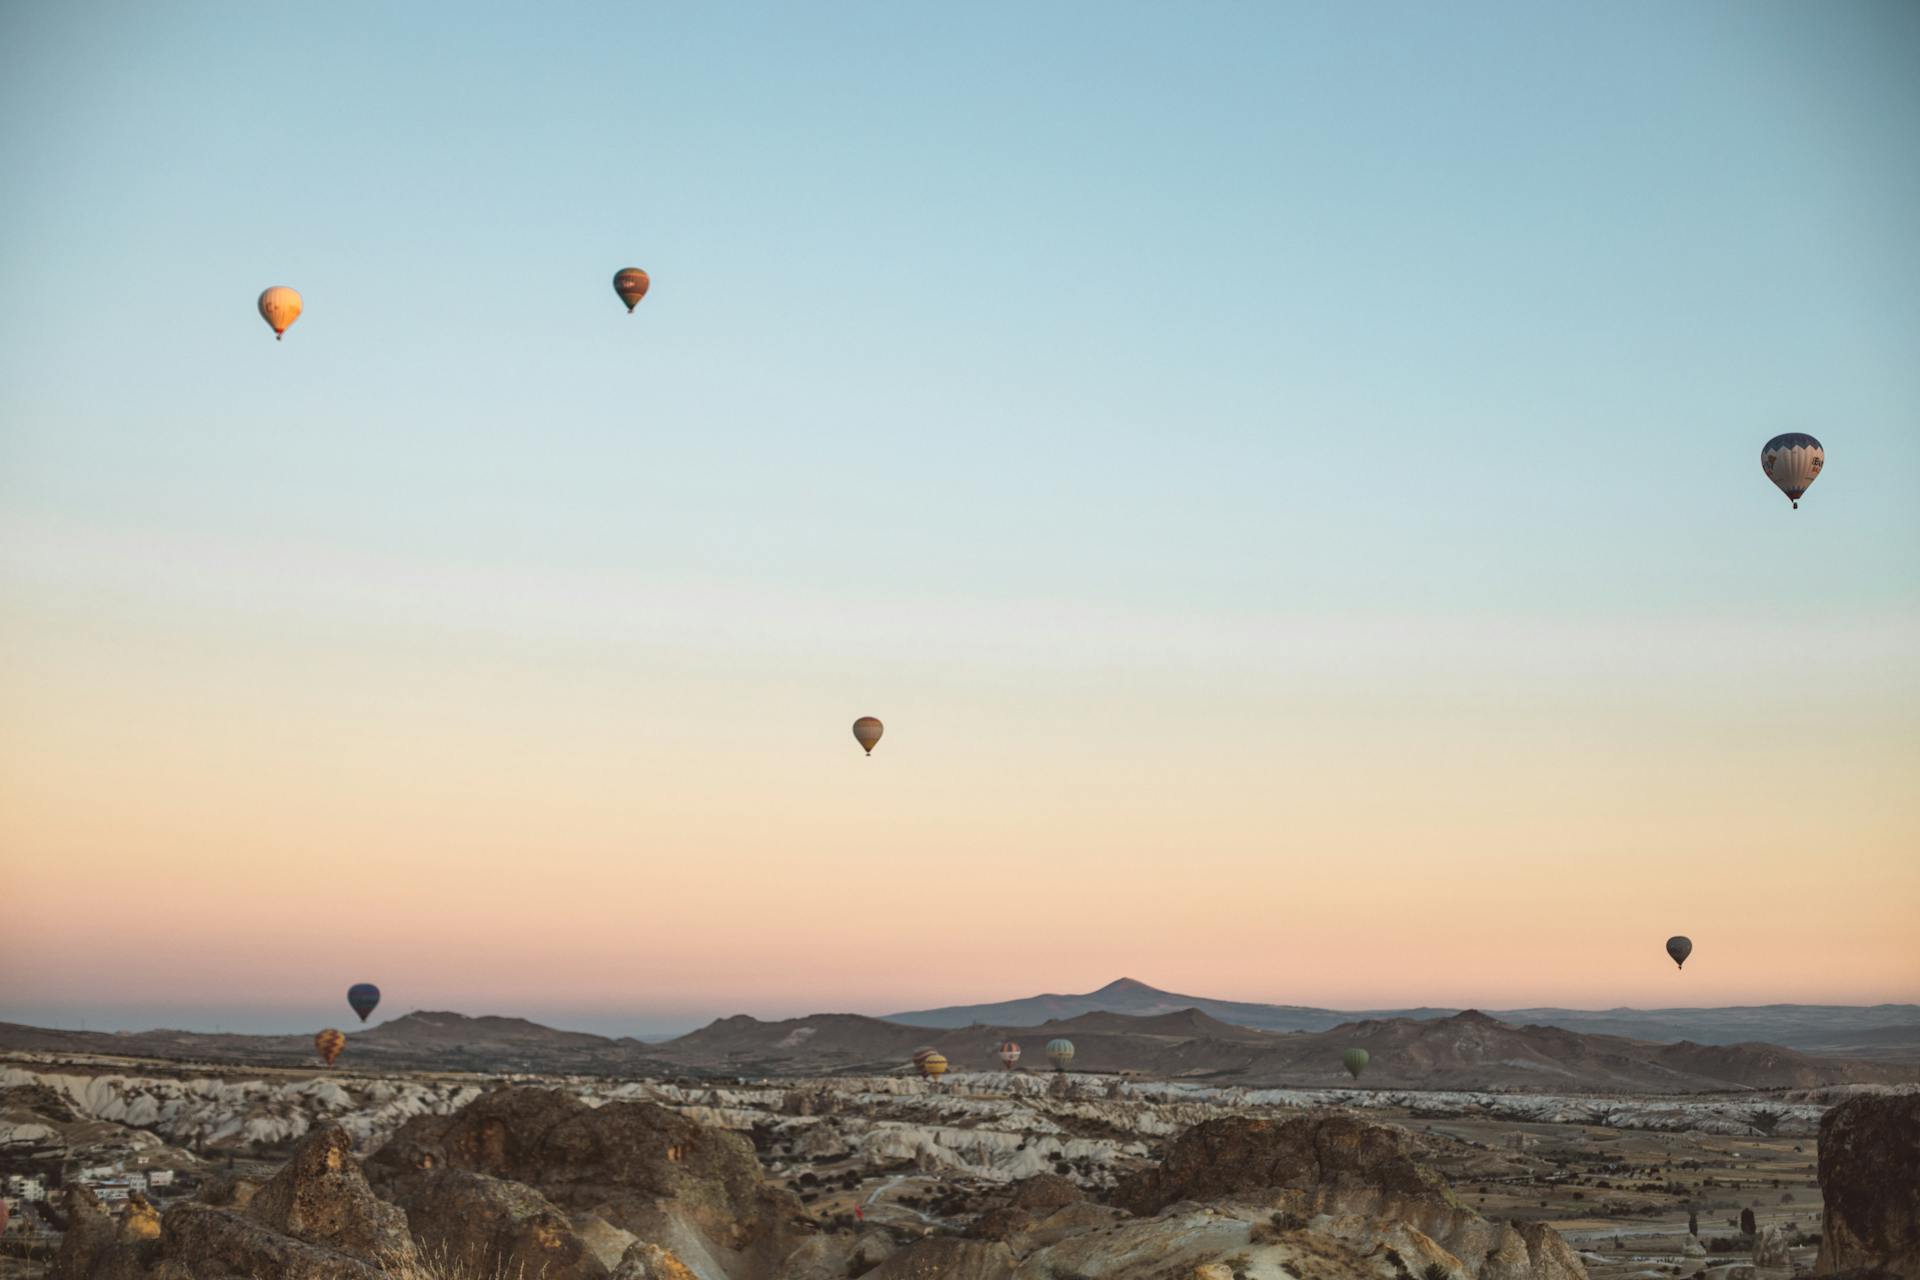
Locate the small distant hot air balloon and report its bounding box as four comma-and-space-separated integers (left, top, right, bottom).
1045, 1038, 1075, 1073
258, 286, 303, 341
1342, 1048, 1370, 1080
613, 268, 650, 313
347, 984, 381, 1023
918, 1051, 949, 1080
853, 717, 884, 756
910, 1046, 936, 1069
314, 1028, 347, 1068
1761, 433, 1823, 509
1666, 936, 1693, 970
998, 1040, 1021, 1070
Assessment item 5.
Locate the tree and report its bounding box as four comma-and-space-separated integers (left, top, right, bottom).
1740, 1208, 1757, 1237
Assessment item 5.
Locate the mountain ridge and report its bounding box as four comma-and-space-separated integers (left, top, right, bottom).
884, 978, 1920, 1050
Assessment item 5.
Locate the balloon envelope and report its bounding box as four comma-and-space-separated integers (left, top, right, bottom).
853, 717, 884, 755
314, 1028, 346, 1068
1045, 1038, 1075, 1069
1343, 1048, 1370, 1080
347, 984, 381, 1022
919, 1052, 949, 1078
998, 1040, 1021, 1068
1761, 433, 1823, 508
258, 286, 303, 340
613, 268, 650, 312
1666, 935, 1693, 969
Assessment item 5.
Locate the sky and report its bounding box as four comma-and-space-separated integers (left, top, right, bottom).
2, 2, 1917, 1038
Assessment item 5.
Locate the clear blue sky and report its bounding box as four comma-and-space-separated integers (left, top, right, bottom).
2, 3, 1917, 1036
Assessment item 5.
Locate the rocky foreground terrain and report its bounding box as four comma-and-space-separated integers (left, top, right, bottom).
4, 1053, 1916, 1280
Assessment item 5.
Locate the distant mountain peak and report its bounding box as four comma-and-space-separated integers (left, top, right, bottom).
1094, 978, 1165, 995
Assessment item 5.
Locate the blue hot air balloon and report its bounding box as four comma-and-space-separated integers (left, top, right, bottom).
347, 984, 381, 1022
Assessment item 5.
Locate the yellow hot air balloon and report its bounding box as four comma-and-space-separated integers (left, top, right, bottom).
853, 716, 884, 756
314, 1027, 346, 1068
919, 1051, 949, 1080
258, 286, 303, 341
613, 268, 650, 313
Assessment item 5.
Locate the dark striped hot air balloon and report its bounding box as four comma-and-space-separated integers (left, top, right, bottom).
911, 1046, 936, 1071
998, 1040, 1021, 1070
1045, 1038, 1075, 1072
1761, 433, 1823, 509
314, 1028, 347, 1069
853, 717, 884, 756
613, 268, 650, 313
1667, 936, 1693, 970
347, 984, 380, 1022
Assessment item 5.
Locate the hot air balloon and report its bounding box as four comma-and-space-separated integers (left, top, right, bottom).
315, 1028, 347, 1068
1761, 433, 1824, 508
918, 1051, 949, 1080
853, 717, 884, 756
347, 984, 381, 1023
911, 1046, 936, 1070
1342, 1048, 1370, 1080
998, 1040, 1021, 1070
258, 286, 303, 341
1045, 1038, 1075, 1072
1666, 936, 1693, 970
613, 268, 650, 313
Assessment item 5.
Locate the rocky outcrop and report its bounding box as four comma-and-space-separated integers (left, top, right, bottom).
1021, 1200, 1585, 1280
56, 1123, 414, 1280
778, 1230, 897, 1280
865, 1237, 1018, 1279
1753, 1225, 1793, 1268
51, 1184, 153, 1280
368, 1085, 803, 1279
1817, 1093, 1920, 1278
379, 1167, 610, 1279
1112, 1114, 1452, 1215
157, 1202, 383, 1279
610, 1241, 706, 1280
1017, 1114, 1588, 1280
969, 1173, 1086, 1239
246, 1122, 412, 1260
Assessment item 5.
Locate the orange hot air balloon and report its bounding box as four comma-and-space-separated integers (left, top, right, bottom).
613, 268, 650, 313
853, 717, 884, 756
258, 286, 303, 341
314, 1028, 347, 1068
998, 1040, 1021, 1070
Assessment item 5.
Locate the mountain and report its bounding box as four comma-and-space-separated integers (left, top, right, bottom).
886, 979, 1920, 1049
885, 978, 1368, 1033
647, 1005, 1917, 1092
5, 998, 1914, 1093
0, 1012, 680, 1076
